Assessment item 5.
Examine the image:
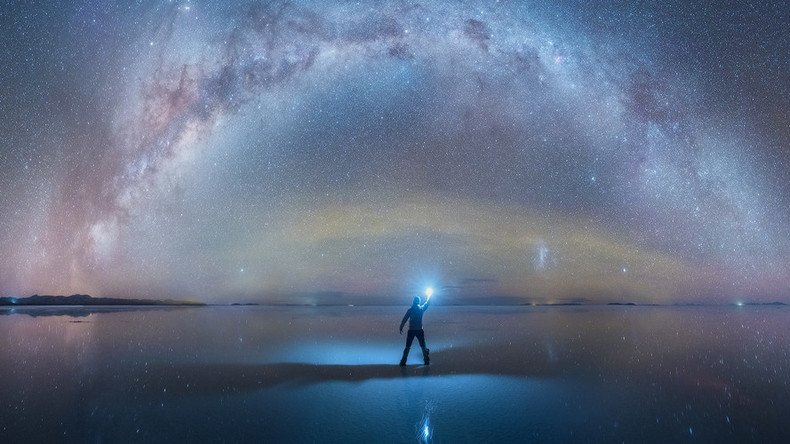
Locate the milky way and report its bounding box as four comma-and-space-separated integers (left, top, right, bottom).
1, 0, 788, 303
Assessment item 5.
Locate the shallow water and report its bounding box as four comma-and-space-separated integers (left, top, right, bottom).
1, 305, 788, 442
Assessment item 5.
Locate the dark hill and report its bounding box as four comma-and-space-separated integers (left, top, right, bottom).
0, 294, 203, 306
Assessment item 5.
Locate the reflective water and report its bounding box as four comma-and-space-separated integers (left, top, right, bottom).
1, 305, 788, 442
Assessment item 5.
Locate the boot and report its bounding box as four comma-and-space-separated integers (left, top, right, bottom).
399, 347, 410, 366
422, 348, 430, 365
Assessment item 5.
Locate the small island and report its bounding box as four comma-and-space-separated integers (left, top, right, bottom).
0, 294, 204, 306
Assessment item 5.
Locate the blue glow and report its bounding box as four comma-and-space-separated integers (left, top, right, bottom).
259, 341, 459, 366
417, 401, 435, 443
425, 287, 433, 300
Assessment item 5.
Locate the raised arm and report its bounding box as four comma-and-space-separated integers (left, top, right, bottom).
399, 308, 410, 333
421, 298, 431, 311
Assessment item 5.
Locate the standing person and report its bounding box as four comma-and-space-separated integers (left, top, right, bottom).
399, 295, 431, 366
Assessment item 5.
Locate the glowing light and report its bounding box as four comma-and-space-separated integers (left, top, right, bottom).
425, 287, 433, 299
419, 415, 432, 442
736, 301, 744, 307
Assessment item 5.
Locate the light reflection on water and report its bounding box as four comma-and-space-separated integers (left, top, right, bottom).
417, 400, 435, 443
0, 305, 788, 442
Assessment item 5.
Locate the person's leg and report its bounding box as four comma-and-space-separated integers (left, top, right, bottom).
416, 330, 429, 364
416, 330, 426, 349
406, 330, 416, 348
400, 330, 416, 365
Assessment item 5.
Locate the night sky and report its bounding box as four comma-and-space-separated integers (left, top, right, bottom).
1, 0, 788, 304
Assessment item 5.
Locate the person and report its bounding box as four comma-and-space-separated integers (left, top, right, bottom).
399, 295, 431, 366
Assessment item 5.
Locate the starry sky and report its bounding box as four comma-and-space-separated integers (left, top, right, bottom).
1, 0, 788, 304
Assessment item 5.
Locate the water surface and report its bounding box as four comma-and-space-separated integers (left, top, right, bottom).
1, 305, 788, 442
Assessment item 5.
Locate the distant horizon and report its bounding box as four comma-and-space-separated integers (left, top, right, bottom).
2, 293, 787, 307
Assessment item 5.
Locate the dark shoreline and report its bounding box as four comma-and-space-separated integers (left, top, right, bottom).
0, 294, 204, 307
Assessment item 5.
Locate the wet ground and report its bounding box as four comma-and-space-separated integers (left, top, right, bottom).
1, 305, 788, 442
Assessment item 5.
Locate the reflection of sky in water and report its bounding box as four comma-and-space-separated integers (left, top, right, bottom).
1, 306, 789, 442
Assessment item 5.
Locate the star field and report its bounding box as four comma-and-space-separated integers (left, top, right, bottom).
1, 0, 788, 304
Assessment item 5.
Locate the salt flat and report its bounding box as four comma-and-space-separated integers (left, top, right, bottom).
1, 305, 788, 442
